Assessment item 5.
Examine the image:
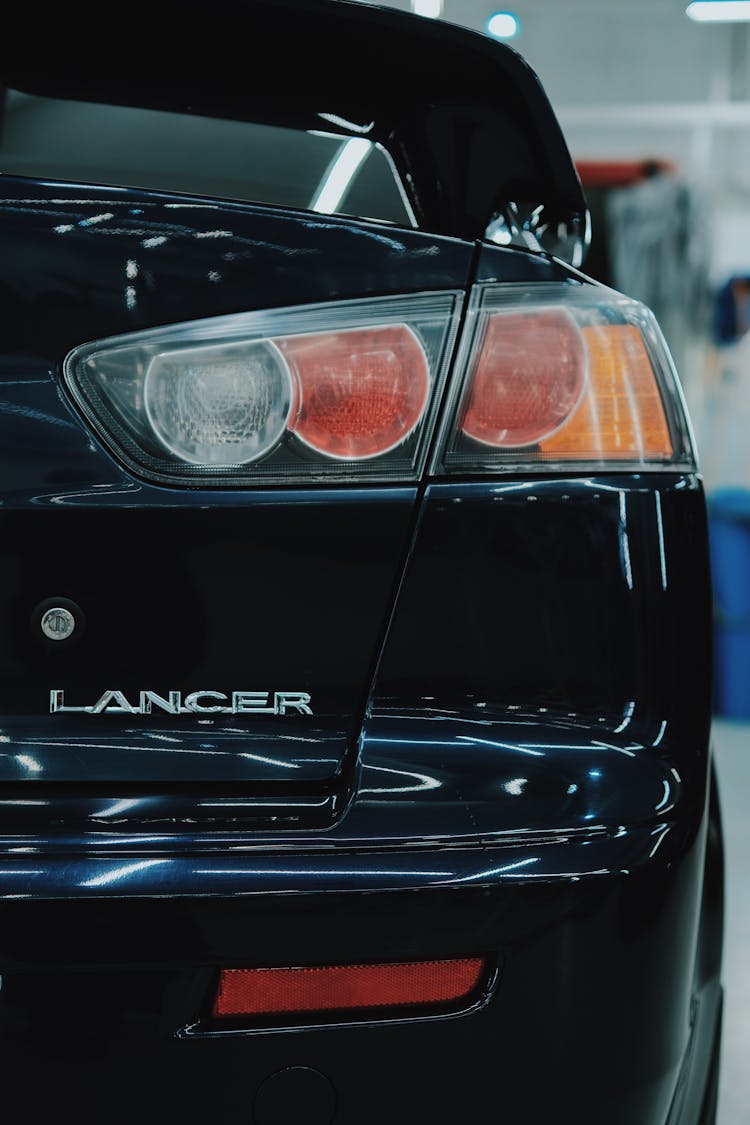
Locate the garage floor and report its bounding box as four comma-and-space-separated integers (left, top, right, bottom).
712, 719, 749, 1125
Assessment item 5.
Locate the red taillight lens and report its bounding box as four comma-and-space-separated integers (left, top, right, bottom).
280, 325, 429, 460
212, 956, 486, 1019
461, 308, 586, 448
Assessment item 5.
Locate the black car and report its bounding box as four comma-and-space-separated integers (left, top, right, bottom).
0, 2, 722, 1122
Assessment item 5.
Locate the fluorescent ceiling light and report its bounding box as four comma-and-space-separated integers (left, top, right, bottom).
412, 0, 443, 16
487, 11, 520, 38
687, 1, 750, 21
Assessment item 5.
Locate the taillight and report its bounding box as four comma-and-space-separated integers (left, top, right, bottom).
433, 282, 692, 473
64, 281, 694, 486
64, 293, 461, 485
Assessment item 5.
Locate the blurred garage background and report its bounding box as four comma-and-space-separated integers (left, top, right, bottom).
366, 2, 750, 1121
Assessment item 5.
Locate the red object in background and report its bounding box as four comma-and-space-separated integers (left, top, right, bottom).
576, 160, 677, 188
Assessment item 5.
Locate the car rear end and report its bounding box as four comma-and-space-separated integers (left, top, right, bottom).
0, 2, 721, 1122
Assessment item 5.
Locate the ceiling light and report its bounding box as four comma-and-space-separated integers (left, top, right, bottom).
411, 0, 443, 17
687, 2, 750, 21
487, 11, 520, 38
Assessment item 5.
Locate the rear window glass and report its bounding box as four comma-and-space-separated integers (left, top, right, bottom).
0, 89, 415, 227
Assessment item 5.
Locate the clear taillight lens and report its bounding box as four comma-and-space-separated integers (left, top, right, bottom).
64, 293, 461, 485
144, 339, 294, 466
432, 283, 693, 473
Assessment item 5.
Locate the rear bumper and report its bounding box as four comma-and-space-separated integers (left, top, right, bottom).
0, 819, 701, 900
0, 807, 717, 1125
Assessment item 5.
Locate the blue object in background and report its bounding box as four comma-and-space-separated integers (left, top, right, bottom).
710, 488, 750, 716
712, 275, 750, 346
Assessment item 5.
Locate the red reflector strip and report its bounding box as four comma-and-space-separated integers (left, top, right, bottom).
212, 957, 486, 1018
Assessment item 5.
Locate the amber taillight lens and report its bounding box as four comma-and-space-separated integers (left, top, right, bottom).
541, 323, 673, 458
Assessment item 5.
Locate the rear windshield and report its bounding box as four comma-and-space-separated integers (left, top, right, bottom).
0, 89, 416, 227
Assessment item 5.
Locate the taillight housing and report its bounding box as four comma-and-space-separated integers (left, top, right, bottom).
432, 282, 694, 474
64, 280, 695, 486
64, 293, 461, 485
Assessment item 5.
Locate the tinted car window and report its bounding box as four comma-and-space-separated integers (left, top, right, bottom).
0, 89, 415, 226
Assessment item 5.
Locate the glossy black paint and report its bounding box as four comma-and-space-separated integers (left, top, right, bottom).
0, 495, 418, 789
0, 97, 718, 1125
371, 474, 711, 833
0, 405, 719, 1125
0, 176, 472, 374
475, 243, 577, 284
0, 474, 710, 846
0, 176, 476, 795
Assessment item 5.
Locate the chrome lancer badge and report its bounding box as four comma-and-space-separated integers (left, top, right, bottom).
49, 689, 313, 716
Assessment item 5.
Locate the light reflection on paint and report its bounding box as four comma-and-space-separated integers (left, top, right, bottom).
361, 765, 441, 794
654, 491, 668, 590
457, 735, 544, 757
503, 778, 527, 796
613, 701, 635, 734
80, 859, 170, 887
96, 798, 142, 818
16, 754, 43, 773
195, 867, 454, 878
619, 491, 634, 590
648, 825, 670, 859
453, 857, 539, 882
654, 780, 671, 812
